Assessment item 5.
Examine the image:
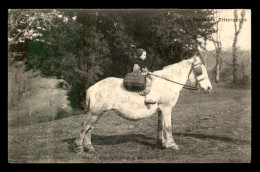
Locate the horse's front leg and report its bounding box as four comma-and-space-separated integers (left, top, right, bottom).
157, 110, 166, 147
159, 105, 180, 150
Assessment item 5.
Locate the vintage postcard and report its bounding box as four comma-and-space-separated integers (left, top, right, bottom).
8, 9, 251, 163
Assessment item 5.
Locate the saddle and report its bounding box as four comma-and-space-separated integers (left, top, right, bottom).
123, 73, 146, 92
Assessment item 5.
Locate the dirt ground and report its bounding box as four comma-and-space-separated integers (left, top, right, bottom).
8, 83, 251, 163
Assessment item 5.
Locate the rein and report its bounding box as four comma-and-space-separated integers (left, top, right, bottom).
147, 62, 207, 90
148, 72, 199, 90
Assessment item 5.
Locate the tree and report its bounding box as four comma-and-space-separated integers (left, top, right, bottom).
211, 10, 222, 83
74, 10, 110, 109
154, 10, 215, 65
8, 9, 32, 45
26, 10, 110, 110
232, 9, 245, 83
9, 9, 217, 111
118, 9, 216, 70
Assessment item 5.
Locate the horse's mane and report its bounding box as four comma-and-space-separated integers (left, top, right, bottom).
163, 58, 191, 70
152, 58, 193, 82
162, 55, 205, 71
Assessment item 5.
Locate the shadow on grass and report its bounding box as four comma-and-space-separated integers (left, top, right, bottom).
63, 132, 251, 153
174, 132, 251, 145
62, 134, 157, 153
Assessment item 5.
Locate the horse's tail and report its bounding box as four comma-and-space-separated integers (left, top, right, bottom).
81, 89, 92, 128
85, 89, 91, 114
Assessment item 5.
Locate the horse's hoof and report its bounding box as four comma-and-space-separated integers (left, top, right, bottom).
83, 145, 96, 153
87, 147, 96, 153
162, 142, 180, 150
74, 145, 84, 154
169, 145, 180, 150
76, 151, 85, 156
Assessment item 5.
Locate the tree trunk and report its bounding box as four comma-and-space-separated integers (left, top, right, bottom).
213, 10, 222, 83
232, 9, 245, 84
215, 54, 220, 83
77, 12, 91, 110
233, 34, 238, 83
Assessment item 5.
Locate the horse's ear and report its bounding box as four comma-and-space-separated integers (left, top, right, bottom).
195, 54, 205, 65
194, 56, 198, 62
194, 55, 202, 64
186, 57, 193, 66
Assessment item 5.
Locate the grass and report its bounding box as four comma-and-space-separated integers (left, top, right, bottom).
8, 49, 251, 163
8, 68, 73, 127
8, 83, 251, 163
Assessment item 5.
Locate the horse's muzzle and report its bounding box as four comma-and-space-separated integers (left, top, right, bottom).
199, 86, 212, 94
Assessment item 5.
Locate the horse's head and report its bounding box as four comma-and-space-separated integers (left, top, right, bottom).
188, 55, 212, 94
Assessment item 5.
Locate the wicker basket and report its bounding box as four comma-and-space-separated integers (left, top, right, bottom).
123, 73, 146, 92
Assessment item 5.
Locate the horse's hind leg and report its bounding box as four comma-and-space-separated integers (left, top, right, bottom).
82, 121, 96, 152
74, 112, 101, 153
82, 129, 95, 152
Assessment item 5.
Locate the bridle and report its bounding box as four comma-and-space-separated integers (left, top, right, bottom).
148, 61, 208, 90
188, 62, 209, 84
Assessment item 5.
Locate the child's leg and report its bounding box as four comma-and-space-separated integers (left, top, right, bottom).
139, 75, 151, 96
144, 76, 156, 103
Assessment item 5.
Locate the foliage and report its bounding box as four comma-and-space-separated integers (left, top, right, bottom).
203, 50, 251, 88
9, 9, 217, 110
232, 10, 246, 83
